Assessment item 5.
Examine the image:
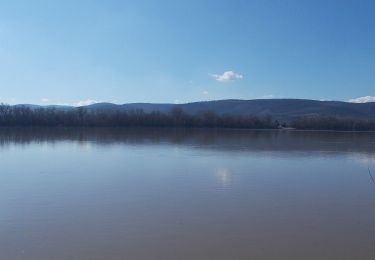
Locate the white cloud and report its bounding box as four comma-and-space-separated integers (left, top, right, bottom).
41, 98, 49, 102
210, 71, 243, 82
58, 99, 100, 107
261, 94, 275, 99
349, 96, 375, 103
203, 90, 209, 95
72, 99, 99, 106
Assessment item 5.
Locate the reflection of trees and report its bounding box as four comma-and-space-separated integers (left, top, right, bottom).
0, 127, 374, 155
291, 116, 375, 131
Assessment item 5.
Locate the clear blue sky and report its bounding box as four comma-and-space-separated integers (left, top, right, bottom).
0, 0, 374, 105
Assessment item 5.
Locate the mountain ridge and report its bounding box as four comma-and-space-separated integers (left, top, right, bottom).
10, 99, 375, 122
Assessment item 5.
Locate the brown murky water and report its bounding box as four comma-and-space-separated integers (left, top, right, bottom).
1, 128, 375, 260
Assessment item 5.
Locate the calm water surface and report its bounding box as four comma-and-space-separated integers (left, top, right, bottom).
1, 128, 375, 260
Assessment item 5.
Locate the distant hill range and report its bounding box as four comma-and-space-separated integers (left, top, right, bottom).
14, 99, 375, 122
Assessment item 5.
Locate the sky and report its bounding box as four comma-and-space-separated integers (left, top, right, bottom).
0, 0, 374, 105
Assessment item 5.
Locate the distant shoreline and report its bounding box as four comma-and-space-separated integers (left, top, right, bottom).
0, 125, 375, 133
0, 104, 375, 131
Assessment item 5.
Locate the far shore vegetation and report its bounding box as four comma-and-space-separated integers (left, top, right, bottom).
0, 104, 375, 131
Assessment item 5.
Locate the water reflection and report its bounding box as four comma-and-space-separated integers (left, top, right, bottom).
350, 153, 375, 165
0, 127, 374, 154
0, 127, 375, 260
215, 168, 234, 189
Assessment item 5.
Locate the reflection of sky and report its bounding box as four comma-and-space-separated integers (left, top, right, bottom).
77, 141, 93, 151
349, 153, 375, 166
215, 167, 234, 189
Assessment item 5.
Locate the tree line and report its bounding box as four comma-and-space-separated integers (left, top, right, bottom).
0, 105, 276, 129
0, 104, 374, 130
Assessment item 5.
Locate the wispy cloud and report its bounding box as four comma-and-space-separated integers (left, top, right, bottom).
71, 99, 99, 106
210, 71, 243, 82
57, 99, 100, 107
349, 96, 375, 103
261, 94, 275, 99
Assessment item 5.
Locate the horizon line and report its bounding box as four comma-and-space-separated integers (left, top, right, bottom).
3, 98, 375, 107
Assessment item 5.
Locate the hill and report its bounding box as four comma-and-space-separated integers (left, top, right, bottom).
82, 99, 375, 121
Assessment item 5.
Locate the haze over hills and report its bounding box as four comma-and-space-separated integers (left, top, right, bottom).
12, 99, 375, 122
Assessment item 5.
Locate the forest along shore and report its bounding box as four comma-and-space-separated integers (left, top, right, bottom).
0, 105, 375, 131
